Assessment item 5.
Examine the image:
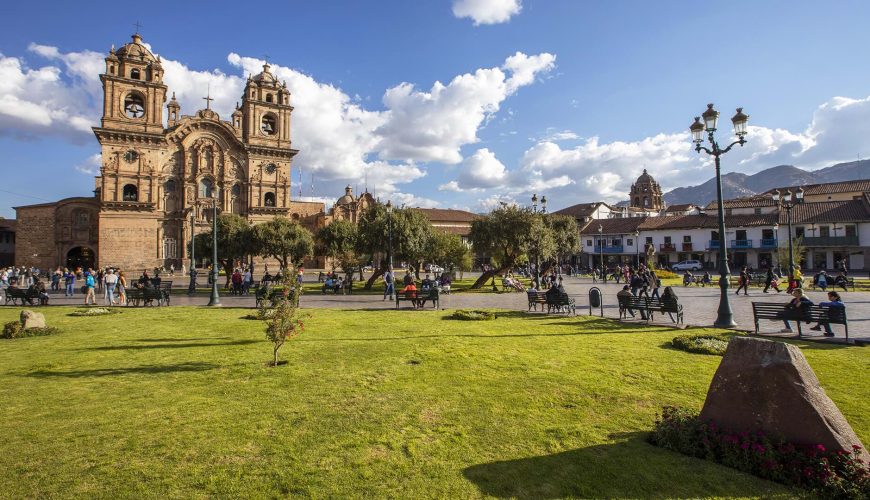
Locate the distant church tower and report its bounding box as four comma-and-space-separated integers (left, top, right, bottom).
629, 169, 663, 210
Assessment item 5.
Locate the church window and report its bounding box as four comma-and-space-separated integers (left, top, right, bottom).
199, 178, 214, 198
124, 150, 139, 163
163, 238, 177, 259
109, 65, 115, 75
231, 184, 241, 196
251, 90, 255, 98
292, 213, 300, 220
634, 197, 640, 206
264, 192, 276, 207
165, 180, 176, 192
73, 209, 89, 227
266, 94, 273, 103
122, 184, 138, 201
643, 196, 649, 207
124, 93, 145, 118
131, 68, 141, 79
261, 114, 277, 135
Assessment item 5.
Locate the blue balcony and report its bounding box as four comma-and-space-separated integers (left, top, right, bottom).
730, 239, 753, 249
601, 245, 624, 253
760, 238, 778, 248
708, 240, 721, 249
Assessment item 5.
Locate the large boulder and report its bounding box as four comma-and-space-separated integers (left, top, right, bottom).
700, 337, 868, 462
19, 310, 46, 330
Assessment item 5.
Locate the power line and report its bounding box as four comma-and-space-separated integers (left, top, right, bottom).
0, 188, 54, 203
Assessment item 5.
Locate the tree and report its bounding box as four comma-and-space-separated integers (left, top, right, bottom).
469, 204, 542, 289
261, 273, 304, 367
775, 236, 807, 271
356, 203, 433, 288
194, 213, 255, 286
427, 230, 472, 277
541, 214, 580, 274
316, 219, 358, 272
252, 218, 314, 271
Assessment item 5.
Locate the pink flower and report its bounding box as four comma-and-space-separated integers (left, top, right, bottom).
816, 444, 826, 452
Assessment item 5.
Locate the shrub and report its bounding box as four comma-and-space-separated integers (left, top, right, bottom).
672, 333, 732, 356
2, 321, 57, 339
69, 308, 120, 317
654, 269, 680, 280
649, 406, 870, 499
451, 309, 496, 321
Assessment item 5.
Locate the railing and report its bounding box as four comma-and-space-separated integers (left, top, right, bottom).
801, 236, 859, 247
760, 238, 778, 248
708, 240, 721, 249
681, 243, 693, 252
601, 245, 624, 253
730, 239, 753, 249
659, 243, 676, 252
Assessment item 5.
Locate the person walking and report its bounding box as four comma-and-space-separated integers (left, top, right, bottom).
104, 269, 118, 305
383, 268, 395, 300
762, 267, 781, 293
64, 268, 76, 297
735, 266, 750, 296
84, 271, 96, 305
118, 271, 128, 305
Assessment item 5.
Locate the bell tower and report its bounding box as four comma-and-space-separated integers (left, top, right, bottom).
99, 33, 167, 134
241, 63, 293, 148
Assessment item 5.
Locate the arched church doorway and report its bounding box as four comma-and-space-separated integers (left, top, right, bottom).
66, 246, 95, 270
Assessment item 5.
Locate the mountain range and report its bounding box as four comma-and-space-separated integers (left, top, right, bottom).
661, 159, 870, 207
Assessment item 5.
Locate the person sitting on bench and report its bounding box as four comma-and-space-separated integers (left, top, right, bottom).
810, 291, 844, 337
618, 285, 647, 319
400, 281, 419, 308
780, 288, 813, 334
833, 272, 848, 292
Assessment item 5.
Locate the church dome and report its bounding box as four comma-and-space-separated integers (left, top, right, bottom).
337, 185, 355, 204
252, 63, 279, 86
115, 34, 158, 63
636, 168, 656, 185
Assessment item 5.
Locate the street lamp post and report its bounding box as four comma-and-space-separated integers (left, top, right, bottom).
207, 198, 221, 307
690, 103, 749, 328
598, 224, 605, 283
531, 194, 540, 289
634, 230, 640, 268
772, 187, 804, 286
188, 208, 197, 295
385, 200, 394, 270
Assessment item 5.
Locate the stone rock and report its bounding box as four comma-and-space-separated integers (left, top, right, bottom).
19, 310, 46, 330
700, 336, 869, 462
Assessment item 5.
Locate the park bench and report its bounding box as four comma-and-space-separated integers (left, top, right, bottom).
527, 291, 547, 311
395, 288, 439, 309
3, 287, 42, 306
751, 301, 849, 339
810, 277, 855, 292
545, 292, 576, 315
125, 287, 166, 307
618, 295, 683, 324
158, 281, 172, 305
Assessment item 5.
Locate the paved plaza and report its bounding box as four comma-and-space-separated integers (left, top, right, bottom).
19, 274, 869, 342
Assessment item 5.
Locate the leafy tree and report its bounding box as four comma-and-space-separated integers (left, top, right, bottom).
357, 203, 433, 288
261, 273, 304, 367
428, 230, 472, 277
542, 214, 581, 274
194, 213, 255, 286
469, 204, 543, 289
775, 235, 807, 271
316, 219, 358, 272
252, 218, 314, 271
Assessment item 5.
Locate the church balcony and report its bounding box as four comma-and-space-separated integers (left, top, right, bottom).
101, 200, 156, 211
249, 206, 289, 216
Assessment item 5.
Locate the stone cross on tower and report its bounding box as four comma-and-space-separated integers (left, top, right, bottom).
202, 86, 214, 110
133, 21, 143, 34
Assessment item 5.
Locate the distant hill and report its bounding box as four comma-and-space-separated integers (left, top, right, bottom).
661, 160, 870, 206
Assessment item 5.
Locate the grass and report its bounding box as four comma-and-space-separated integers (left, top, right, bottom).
0, 307, 867, 498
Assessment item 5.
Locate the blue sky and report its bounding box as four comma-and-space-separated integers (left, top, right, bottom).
3, 0, 870, 218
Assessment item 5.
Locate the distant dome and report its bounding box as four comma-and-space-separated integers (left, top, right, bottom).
115, 34, 158, 63
337, 185, 355, 204
636, 168, 655, 185
252, 63, 279, 85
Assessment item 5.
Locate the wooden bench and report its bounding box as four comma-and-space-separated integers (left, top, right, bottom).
3, 287, 41, 306
125, 287, 166, 307
618, 295, 683, 324
546, 292, 576, 315
752, 301, 849, 339
527, 291, 547, 311
810, 277, 855, 292
158, 281, 172, 305
395, 288, 439, 309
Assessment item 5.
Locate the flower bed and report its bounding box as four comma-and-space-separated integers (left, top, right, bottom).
2, 321, 58, 339
450, 309, 496, 321
649, 406, 869, 498
671, 333, 732, 356
69, 308, 120, 317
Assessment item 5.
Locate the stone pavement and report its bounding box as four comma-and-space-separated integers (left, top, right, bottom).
9, 276, 869, 342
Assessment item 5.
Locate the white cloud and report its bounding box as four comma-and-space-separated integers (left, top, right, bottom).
74, 153, 101, 175
374, 51, 555, 164
457, 148, 507, 189
477, 194, 518, 211
452, 0, 522, 25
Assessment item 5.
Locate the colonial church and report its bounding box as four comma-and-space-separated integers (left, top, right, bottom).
15, 33, 324, 271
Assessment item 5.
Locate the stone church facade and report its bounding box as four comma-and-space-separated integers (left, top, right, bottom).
15, 33, 323, 271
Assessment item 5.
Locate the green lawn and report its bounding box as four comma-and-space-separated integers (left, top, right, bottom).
0, 307, 867, 498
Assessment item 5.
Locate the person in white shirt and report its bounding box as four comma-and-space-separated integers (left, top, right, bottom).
104, 269, 119, 305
